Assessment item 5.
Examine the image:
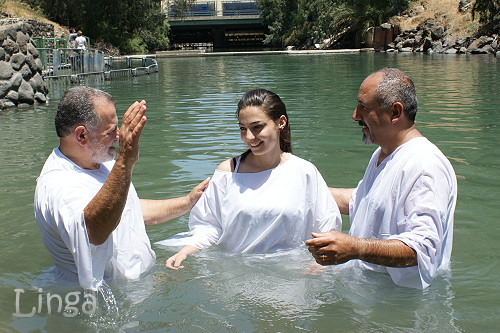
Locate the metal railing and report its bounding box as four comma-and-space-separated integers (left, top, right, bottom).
168, 2, 216, 17
39, 48, 158, 82
222, 1, 260, 16
167, 0, 260, 18
32, 37, 91, 49
103, 56, 159, 80
39, 48, 105, 77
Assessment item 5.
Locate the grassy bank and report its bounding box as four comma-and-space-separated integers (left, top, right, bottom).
391, 0, 480, 41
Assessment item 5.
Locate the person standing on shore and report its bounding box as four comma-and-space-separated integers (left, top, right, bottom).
75, 30, 87, 49
68, 29, 77, 48
306, 68, 457, 289
68, 29, 78, 68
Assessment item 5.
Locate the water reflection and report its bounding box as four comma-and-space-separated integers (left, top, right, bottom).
1, 53, 499, 331
143, 247, 460, 332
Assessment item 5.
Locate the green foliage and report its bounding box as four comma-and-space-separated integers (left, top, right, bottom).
124, 36, 148, 55
472, 0, 500, 24
171, 0, 197, 17
32, 0, 169, 54
257, 0, 299, 46
257, 0, 414, 48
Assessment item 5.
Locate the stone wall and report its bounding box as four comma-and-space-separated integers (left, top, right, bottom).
0, 18, 54, 38
0, 21, 48, 109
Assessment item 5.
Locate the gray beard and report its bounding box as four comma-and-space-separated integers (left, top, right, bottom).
89, 140, 115, 164
362, 133, 372, 145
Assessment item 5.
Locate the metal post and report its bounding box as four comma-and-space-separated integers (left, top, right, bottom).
53, 50, 60, 75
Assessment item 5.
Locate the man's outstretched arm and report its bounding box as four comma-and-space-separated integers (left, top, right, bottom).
140, 177, 210, 226
329, 188, 353, 215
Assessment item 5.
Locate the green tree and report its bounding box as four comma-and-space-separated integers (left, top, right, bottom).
170, 0, 197, 17
257, 0, 413, 48
25, 0, 169, 53
257, 0, 299, 46
472, 0, 500, 24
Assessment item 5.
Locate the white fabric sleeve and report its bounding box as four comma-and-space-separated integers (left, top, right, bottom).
185, 176, 224, 250
386, 169, 450, 289
348, 182, 360, 218
312, 168, 342, 233
53, 188, 113, 290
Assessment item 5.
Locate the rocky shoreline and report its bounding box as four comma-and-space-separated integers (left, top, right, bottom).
381, 19, 499, 55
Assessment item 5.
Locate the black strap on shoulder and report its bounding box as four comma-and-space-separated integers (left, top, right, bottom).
231, 157, 237, 171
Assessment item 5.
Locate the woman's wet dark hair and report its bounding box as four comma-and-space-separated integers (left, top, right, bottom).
236, 88, 292, 153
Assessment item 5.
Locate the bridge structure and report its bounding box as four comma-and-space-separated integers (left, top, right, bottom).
163, 0, 268, 51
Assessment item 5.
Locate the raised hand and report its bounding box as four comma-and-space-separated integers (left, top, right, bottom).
118, 100, 147, 165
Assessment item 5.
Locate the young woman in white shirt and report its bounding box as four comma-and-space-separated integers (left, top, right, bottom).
164, 88, 341, 269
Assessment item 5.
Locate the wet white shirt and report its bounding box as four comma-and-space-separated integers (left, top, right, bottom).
159, 154, 341, 252
349, 137, 457, 289
34, 148, 155, 290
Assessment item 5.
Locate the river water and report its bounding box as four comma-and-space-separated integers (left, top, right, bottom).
0, 52, 498, 332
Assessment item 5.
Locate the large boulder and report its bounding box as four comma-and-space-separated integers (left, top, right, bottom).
19, 63, 32, 80
471, 44, 493, 54
6, 90, 18, 103
34, 58, 43, 72
27, 43, 38, 57
0, 99, 16, 108
10, 72, 22, 89
16, 31, 30, 53
10, 52, 26, 71
25, 53, 37, 72
422, 37, 433, 52
432, 41, 444, 53
28, 72, 45, 92
467, 36, 489, 52
17, 79, 34, 104
0, 61, 13, 79
2, 38, 19, 54
0, 80, 12, 98
402, 38, 417, 48
34, 92, 47, 103
431, 26, 444, 41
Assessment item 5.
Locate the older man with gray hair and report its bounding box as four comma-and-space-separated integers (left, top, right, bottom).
35, 86, 209, 290
307, 68, 457, 289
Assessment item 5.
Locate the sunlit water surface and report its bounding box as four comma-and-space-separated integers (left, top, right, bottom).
0, 53, 499, 332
